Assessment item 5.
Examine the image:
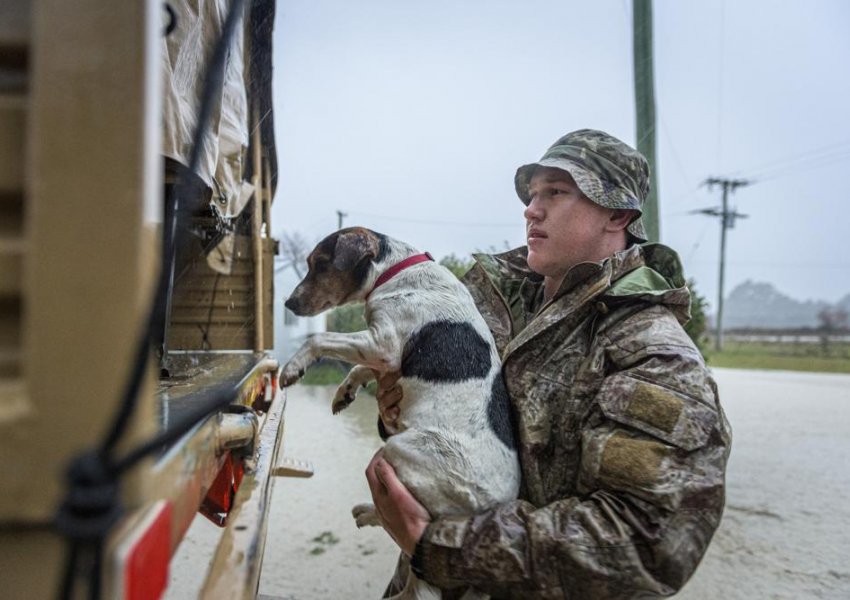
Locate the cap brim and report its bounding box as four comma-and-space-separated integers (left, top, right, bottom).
514, 158, 647, 243
514, 158, 598, 204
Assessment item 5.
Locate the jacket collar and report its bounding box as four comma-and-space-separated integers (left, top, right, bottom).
473, 243, 691, 360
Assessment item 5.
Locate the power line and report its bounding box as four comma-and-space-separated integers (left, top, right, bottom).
746, 148, 850, 183
715, 0, 726, 172
664, 142, 850, 208
659, 117, 693, 191
726, 139, 850, 180
684, 220, 713, 264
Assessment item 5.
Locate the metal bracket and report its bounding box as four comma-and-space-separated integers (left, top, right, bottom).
271, 456, 314, 478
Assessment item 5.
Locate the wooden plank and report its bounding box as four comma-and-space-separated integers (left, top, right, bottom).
167, 324, 253, 351
169, 308, 255, 323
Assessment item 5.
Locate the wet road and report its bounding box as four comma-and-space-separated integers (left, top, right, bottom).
166, 368, 850, 599
679, 368, 850, 599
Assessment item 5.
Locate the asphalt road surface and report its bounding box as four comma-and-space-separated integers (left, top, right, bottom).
166, 368, 850, 599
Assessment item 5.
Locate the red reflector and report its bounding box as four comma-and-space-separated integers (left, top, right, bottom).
123, 501, 172, 600
199, 453, 245, 527
205, 454, 236, 514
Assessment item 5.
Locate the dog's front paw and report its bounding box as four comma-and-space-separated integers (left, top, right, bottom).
331, 382, 357, 414
279, 360, 307, 387
351, 503, 381, 528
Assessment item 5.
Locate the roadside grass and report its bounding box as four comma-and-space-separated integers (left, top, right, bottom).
706, 340, 850, 374
300, 363, 348, 385
299, 342, 850, 381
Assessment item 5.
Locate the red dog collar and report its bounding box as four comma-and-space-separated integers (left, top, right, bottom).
368, 252, 434, 297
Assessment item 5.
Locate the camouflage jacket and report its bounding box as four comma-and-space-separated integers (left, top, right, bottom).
416, 243, 732, 599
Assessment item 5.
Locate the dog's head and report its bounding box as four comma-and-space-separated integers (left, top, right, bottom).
284, 227, 387, 316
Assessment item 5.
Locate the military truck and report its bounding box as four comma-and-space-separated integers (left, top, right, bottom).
0, 1, 301, 597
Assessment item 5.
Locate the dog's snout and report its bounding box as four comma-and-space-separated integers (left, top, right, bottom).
284, 296, 299, 313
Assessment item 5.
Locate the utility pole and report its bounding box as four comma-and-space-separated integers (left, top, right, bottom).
336, 210, 347, 230
694, 177, 751, 351
633, 0, 660, 242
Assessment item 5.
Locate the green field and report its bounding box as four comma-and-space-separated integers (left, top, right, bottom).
297, 341, 850, 384
705, 340, 850, 374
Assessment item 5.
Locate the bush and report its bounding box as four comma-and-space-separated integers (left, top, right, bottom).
302, 305, 367, 387
326, 303, 367, 333
300, 361, 348, 385
439, 254, 474, 279
685, 278, 709, 357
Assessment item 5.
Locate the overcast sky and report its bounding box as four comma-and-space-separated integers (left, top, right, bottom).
270, 0, 850, 309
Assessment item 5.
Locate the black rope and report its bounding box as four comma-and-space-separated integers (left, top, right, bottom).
199, 272, 222, 350
54, 0, 247, 598
54, 385, 235, 600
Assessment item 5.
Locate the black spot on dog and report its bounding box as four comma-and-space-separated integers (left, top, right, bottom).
374, 232, 390, 262
401, 321, 491, 381
488, 374, 516, 449
350, 232, 389, 291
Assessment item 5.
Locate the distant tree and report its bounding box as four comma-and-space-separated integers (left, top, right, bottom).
278, 231, 311, 277
817, 306, 849, 330
326, 303, 367, 333
685, 278, 709, 357
440, 253, 474, 279
817, 306, 848, 356
438, 253, 714, 360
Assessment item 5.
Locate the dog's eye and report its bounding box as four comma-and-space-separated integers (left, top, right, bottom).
312, 260, 327, 274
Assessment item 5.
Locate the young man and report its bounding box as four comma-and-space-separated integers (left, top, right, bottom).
367, 129, 732, 598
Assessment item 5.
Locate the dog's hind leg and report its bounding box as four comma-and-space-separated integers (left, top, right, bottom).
332, 365, 375, 414
351, 502, 381, 528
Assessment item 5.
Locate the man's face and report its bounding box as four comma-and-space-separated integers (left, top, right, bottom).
524, 167, 613, 281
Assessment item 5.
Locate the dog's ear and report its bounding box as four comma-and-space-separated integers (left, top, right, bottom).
332, 230, 379, 271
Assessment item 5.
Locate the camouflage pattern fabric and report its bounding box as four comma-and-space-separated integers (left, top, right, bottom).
514, 129, 651, 242
410, 243, 731, 599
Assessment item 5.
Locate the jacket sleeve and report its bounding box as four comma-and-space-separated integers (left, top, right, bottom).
415, 307, 732, 598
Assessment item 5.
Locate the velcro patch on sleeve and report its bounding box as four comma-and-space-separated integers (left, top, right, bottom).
596, 373, 716, 451
598, 432, 667, 489
625, 381, 683, 434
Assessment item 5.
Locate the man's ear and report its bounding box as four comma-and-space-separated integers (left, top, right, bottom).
605, 209, 637, 233
332, 230, 379, 271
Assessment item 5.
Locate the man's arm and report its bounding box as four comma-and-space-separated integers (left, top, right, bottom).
365, 450, 430, 556
379, 309, 730, 597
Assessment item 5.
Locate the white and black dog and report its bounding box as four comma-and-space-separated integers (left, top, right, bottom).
280, 227, 520, 599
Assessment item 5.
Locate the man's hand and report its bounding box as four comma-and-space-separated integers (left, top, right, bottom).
375, 370, 403, 434
365, 449, 430, 556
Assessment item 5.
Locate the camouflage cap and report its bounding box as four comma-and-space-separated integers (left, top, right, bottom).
515, 129, 650, 242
